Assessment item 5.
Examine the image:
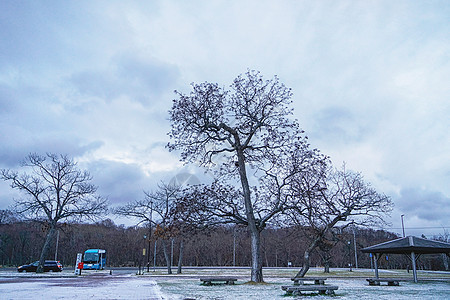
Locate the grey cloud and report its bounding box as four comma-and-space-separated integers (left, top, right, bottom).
70, 55, 180, 104
116, 54, 180, 96
311, 106, 367, 144
396, 188, 450, 223
0, 1, 102, 71
87, 159, 149, 205
0, 84, 17, 114
70, 71, 117, 100
0, 139, 104, 168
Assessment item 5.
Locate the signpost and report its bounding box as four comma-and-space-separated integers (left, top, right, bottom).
75, 253, 83, 275
99, 249, 106, 269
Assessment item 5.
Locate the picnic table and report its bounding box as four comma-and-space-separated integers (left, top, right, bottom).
282, 285, 338, 295
366, 278, 401, 286
291, 276, 327, 285
200, 277, 237, 285
283, 277, 337, 295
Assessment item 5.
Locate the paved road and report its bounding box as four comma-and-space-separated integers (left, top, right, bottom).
0, 273, 168, 299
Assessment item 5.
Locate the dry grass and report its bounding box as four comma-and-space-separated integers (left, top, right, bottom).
141, 267, 450, 280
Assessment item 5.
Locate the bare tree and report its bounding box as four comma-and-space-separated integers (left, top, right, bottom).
115, 182, 183, 274
288, 164, 393, 277
0, 209, 18, 225
0, 153, 108, 272
317, 236, 339, 273
168, 70, 315, 282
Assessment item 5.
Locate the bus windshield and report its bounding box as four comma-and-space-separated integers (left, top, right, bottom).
83, 253, 99, 263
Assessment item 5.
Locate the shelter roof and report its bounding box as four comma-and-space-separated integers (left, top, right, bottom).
361, 236, 450, 255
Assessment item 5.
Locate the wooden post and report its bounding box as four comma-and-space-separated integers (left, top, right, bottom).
373, 253, 379, 279
153, 240, 157, 272
411, 251, 418, 283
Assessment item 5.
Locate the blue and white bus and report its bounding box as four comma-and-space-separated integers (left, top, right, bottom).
83, 249, 106, 270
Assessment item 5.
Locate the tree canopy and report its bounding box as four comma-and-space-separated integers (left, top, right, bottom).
168, 70, 323, 282
1, 153, 107, 272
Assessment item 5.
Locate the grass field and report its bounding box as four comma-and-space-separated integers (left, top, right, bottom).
0, 266, 448, 299
142, 267, 450, 299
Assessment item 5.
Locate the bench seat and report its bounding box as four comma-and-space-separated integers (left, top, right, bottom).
366, 278, 400, 286
291, 277, 327, 285
200, 277, 237, 285
282, 285, 338, 295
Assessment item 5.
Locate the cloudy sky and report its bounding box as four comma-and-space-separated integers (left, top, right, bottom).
1, 0, 449, 237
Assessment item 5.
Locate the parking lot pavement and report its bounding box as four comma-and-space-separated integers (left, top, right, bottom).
0, 274, 167, 300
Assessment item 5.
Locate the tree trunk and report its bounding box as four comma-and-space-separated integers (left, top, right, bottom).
236, 148, 264, 282
323, 257, 330, 273
295, 248, 311, 278
294, 213, 349, 278
177, 240, 184, 274
443, 254, 449, 271
250, 229, 263, 282
162, 240, 172, 274
294, 235, 321, 278
37, 226, 56, 273
319, 250, 331, 273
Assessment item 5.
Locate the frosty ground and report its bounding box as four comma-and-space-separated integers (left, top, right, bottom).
0, 267, 449, 299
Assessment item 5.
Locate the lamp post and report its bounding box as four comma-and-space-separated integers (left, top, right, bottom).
352, 226, 358, 269
142, 235, 147, 274
401, 214, 405, 237
146, 234, 151, 272
54, 229, 60, 261
153, 240, 157, 272
171, 238, 174, 268
233, 227, 236, 267
347, 241, 352, 271
147, 201, 153, 272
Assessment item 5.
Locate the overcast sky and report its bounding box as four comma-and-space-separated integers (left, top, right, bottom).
1, 0, 449, 237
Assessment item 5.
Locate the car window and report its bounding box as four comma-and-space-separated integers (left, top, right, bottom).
32, 261, 39, 266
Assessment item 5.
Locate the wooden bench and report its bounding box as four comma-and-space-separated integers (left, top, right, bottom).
291, 276, 327, 285
366, 278, 400, 286
282, 285, 338, 295
200, 277, 237, 285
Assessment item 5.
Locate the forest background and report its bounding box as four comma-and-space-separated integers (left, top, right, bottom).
1, 214, 448, 272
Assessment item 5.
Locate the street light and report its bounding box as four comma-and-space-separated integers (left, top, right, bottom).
54, 230, 60, 261
352, 226, 358, 269
233, 227, 236, 267
141, 234, 147, 274
143, 233, 152, 273
146, 200, 153, 272
347, 241, 352, 272
401, 215, 405, 237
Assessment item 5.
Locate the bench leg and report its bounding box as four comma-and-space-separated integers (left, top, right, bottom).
285, 290, 303, 296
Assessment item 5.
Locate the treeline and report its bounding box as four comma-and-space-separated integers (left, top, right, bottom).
0, 217, 448, 271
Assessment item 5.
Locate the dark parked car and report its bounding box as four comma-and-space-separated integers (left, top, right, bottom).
17, 260, 63, 272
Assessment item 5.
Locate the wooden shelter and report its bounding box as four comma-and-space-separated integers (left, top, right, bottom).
362, 236, 450, 283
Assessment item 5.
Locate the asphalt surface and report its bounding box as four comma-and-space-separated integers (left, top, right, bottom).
0, 270, 166, 300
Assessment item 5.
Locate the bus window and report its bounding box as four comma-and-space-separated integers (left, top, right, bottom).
83, 249, 106, 270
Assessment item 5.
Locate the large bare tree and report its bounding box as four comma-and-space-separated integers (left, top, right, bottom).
115, 182, 184, 274
1, 153, 108, 272
287, 164, 393, 277
168, 70, 315, 282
